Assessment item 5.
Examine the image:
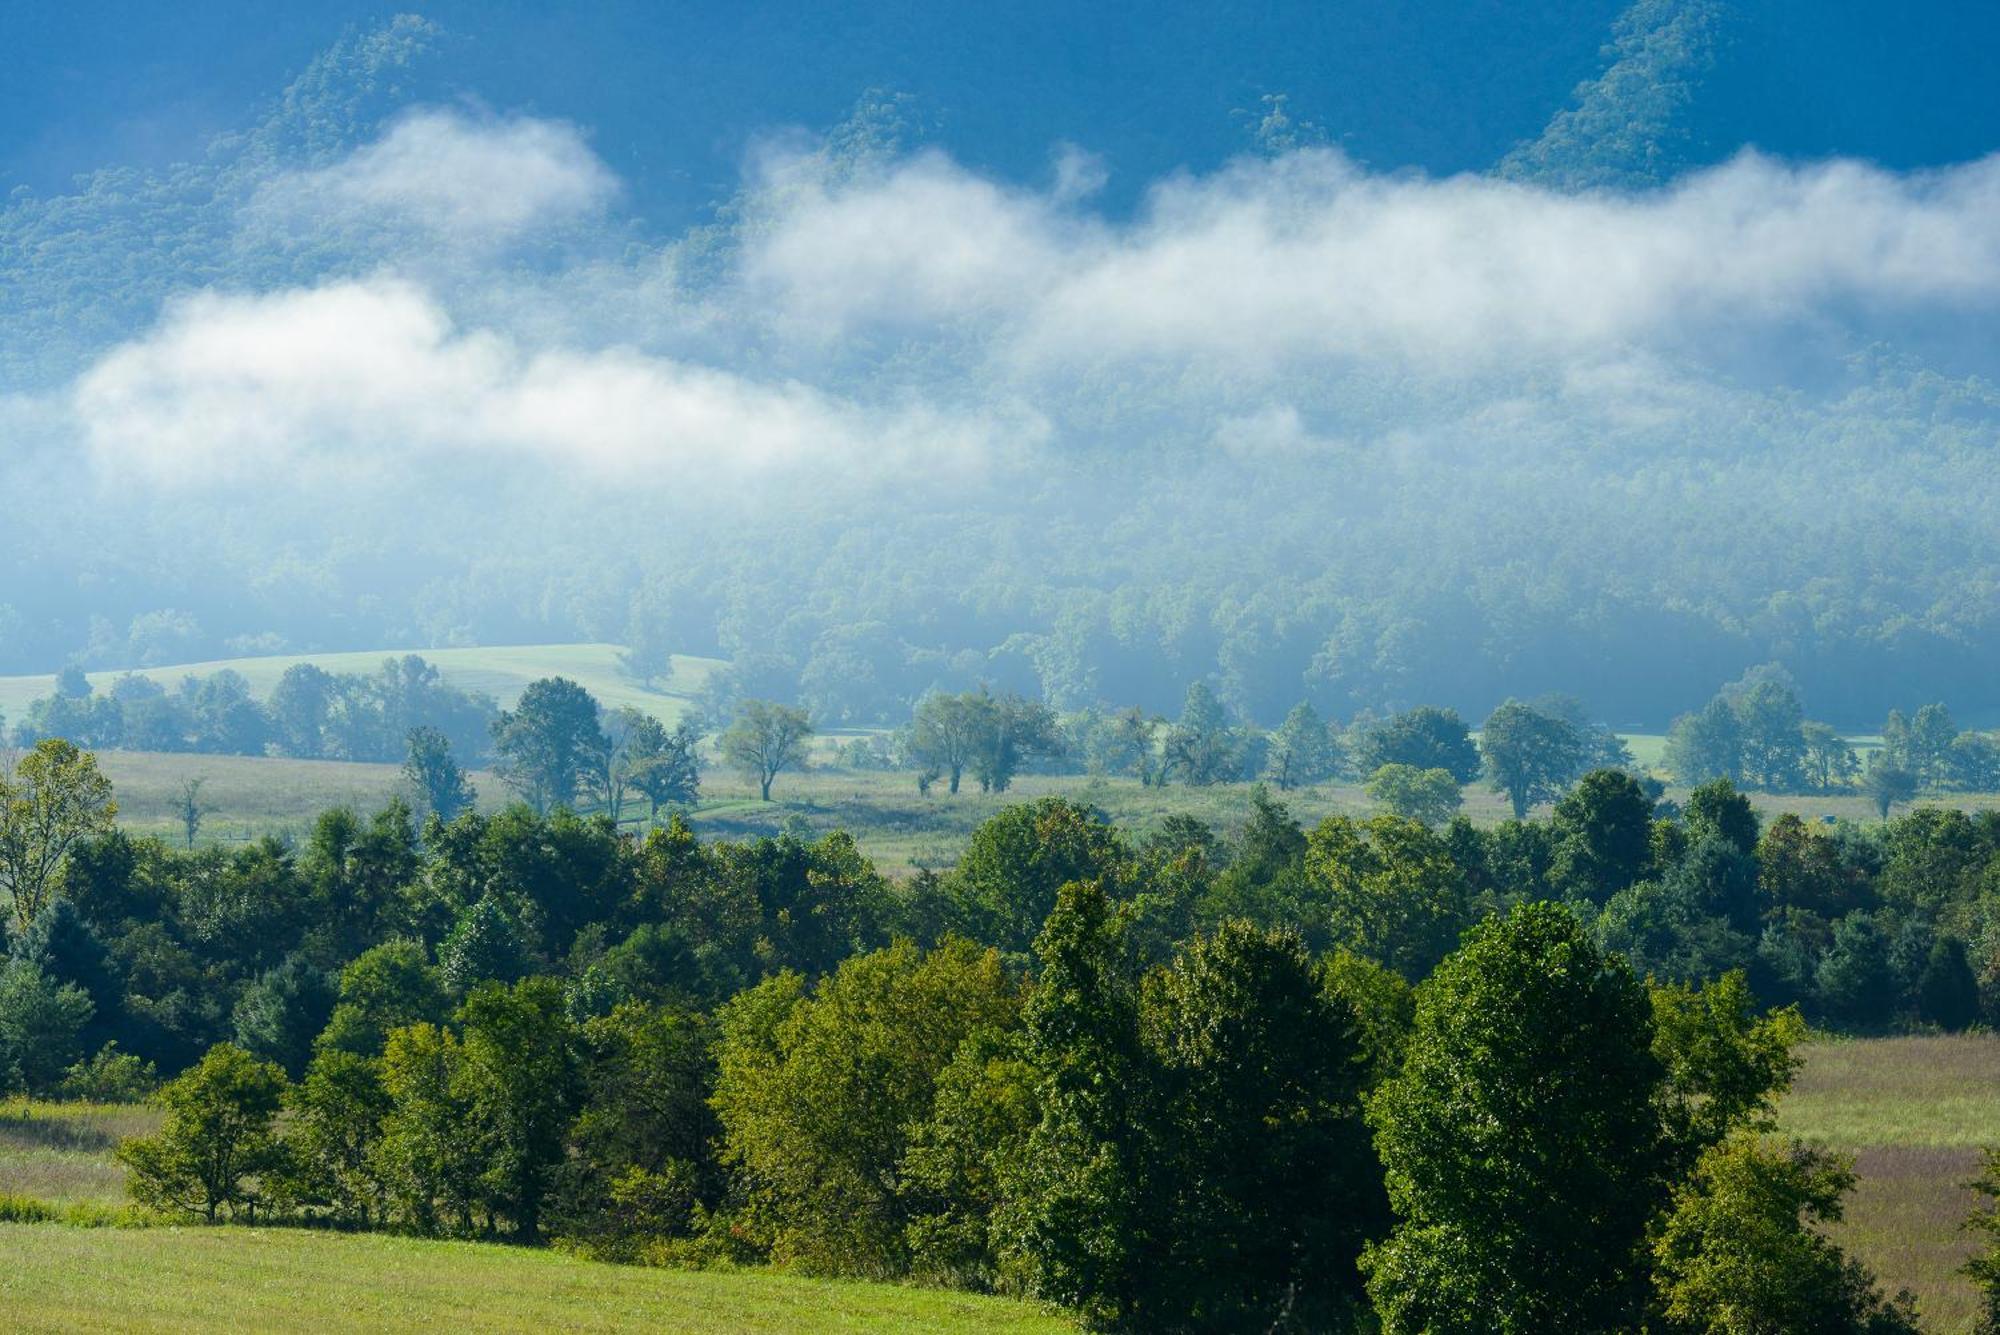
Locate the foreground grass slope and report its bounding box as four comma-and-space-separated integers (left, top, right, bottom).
1780, 1034, 2000, 1333
0, 643, 722, 727
0, 1225, 1071, 1334
0, 1044, 1985, 1330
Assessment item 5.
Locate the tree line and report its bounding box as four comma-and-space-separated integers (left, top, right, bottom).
1665, 666, 2000, 800
7, 657, 496, 764
6, 737, 2000, 1324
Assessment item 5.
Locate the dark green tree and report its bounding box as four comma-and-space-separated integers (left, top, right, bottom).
1917, 936, 1979, 1032
403, 725, 476, 821
232, 953, 339, 1079
456, 976, 580, 1240
1480, 700, 1587, 819
1356, 705, 1482, 784
1136, 920, 1385, 1329
438, 894, 530, 996
1550, 767, 1656, 904
1684, 778, 1760, 857
490, 677, 607, 814
997, 880, 1150, 1329
1363, 901, 1666, 1332
0, 960, 94, 1095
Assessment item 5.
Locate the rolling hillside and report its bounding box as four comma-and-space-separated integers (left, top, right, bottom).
0, 643, 723, 731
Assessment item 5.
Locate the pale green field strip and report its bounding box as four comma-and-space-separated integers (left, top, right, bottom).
0, 1225, 1073, 1333
0, 643, 723, 727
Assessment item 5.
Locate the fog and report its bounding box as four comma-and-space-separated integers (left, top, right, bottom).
4, 11, 2000, 728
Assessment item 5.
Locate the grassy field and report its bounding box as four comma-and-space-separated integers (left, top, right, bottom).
1780, 1034, 2000, 1332
51, 745, 2000, 870
0, 1226, 1072, 1333
0, 1043, 1983, 1329
0, 643, 722, 728
0, 1100, 159, 1208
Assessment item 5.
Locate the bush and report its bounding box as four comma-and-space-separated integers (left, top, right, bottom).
58, 1043, 159, 1102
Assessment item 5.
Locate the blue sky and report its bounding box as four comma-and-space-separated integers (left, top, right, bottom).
8, 1, 1999, 225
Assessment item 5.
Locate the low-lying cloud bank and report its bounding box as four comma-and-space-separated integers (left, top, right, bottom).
55, 108, 2000, 490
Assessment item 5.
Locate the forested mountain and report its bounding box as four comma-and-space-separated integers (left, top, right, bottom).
4, 1, 2000, 728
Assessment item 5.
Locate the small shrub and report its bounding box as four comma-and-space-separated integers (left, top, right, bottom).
59, 1043, 160, 1102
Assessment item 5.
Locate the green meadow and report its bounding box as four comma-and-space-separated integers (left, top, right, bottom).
69, 742, 2000, 876
0, 1039, 1983, 1331
1780, 1034, 2000, 1332
0, 643, 722, 729
0, 1224, 1072, 1333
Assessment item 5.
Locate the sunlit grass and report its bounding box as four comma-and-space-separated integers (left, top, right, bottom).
1781, 1035, 2000, 1332
0, 1100, 160, 1207
0, 1224, 1073, 1333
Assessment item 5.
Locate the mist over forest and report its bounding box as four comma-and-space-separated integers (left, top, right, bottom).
5, 2, 2000, 729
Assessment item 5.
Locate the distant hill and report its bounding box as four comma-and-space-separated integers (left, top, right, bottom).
0, 643, 720, 731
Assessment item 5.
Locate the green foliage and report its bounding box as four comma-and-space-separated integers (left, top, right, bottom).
1133, 921, 1383, 1330
0, 960, 96, 1095
316, 940, 448, 1058
899, 1028, 1038, 1290
995, 880, 1146, 1329
1650, 972, 1805, 1170
456, 976, 581, 1240
1683, 778, 1761, 857
491, 677, 609, 814
1917, 936, 1979, 1031
1363, 901, 1666, 1333
118, 1043, 287, 1222
1263, 701, 1341, 790
0, 738, 117, 929
949, 799, 1128, 956
1551, 768, 1656, 904
1654, 1136, 1918, 1334
281, 1047, 391, 1224
1355, 706, 1481, 784
1304, 814, 1469, 979
558, 1001, 718, 1252
232, 953, 338, 1078
438, 895, 529, 996
1480, 700, 1587, 820
713, 939, 1021, 1275
719, 700, 813, 801
1364, 763, 1462, 828
58, 1041, 159, 1101
1321, 948, 1416, 1082
374, 1022, 480, 1234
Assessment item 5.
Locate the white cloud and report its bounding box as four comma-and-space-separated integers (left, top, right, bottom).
72, 280, 1028, 486
57, 112, 2000, 495
252, 109, 617, 240
736, 146, 2000, 374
